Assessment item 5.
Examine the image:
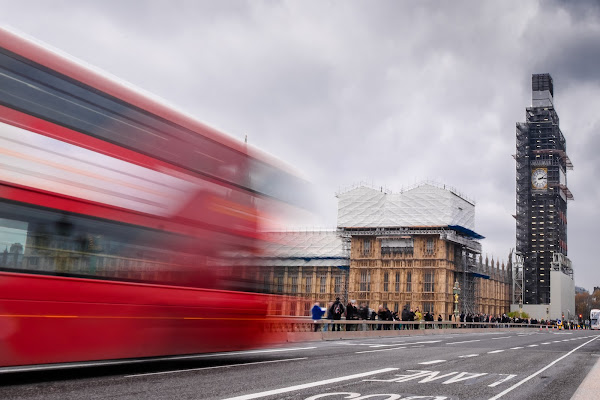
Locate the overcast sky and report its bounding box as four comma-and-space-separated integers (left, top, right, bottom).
2, 1, 599, 291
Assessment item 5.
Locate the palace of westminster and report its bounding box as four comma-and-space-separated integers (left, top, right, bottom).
261, 183, 512, 319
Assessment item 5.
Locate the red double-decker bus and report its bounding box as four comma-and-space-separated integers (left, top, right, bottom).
0, 28, 303, 367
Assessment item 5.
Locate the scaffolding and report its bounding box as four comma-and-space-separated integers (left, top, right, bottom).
515, 74, 573, 305
512, 252, 524, 307
457, 249, 478, 315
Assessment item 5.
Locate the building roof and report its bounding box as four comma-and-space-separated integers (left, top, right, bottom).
257, 231, 349, 269
336, 183, 476, 230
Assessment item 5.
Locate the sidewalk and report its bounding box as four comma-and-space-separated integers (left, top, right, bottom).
571, 356, 600, 399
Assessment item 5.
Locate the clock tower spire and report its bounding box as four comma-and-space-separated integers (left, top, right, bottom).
515, 73, 574, 307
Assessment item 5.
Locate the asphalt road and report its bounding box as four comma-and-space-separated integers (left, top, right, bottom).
2, 329, 599, 400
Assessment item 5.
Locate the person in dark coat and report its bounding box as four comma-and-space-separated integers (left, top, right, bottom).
329, 297, 345, 331
345, 301, 358, 330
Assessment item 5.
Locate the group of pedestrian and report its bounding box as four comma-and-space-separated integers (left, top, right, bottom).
311, 303, 574, 332
312, 300, 446, 331
311, 297, 347, 332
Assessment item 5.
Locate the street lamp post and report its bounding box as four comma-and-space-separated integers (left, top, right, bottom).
453, 280, 461, 323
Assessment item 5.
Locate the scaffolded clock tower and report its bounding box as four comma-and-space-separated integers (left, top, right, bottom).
515, 73, 573, 306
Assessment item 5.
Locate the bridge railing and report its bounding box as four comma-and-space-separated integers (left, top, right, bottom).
260, 317, 561, 334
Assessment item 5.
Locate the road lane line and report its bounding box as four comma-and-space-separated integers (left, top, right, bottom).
488, 335, 600, 400
488, 350, 505, 354
419, 360, 446, 365
0, 347, 317, 374
221, 367, 399, 400
541, 342, 550, 345
356, 346, 406, 354
411, 340, 442, 345
459, 354, 479, 358
448, 339, 481, 344
510, 347, 524, 350
124, 357, 307, 377
527, 344, 538, 347
492, 336, 512, 340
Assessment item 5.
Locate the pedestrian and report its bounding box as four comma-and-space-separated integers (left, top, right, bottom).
346, 300, 358, 331
311, 302, 324, 332
329, 297, 345, 331
401, 306, 410, 330
424, 311, 431, 329
414, 308, 423, 330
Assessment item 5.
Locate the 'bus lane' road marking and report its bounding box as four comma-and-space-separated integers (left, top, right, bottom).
366, 369, 517, 387
220, 368, 399, 400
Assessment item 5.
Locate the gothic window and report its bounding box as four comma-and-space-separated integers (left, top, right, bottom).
360, 270, 371, 292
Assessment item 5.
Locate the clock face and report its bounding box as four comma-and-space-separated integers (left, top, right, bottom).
531, 168, 548, 189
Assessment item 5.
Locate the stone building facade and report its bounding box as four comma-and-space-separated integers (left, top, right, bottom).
338, 183, 511, 319
260, 183, 511, 319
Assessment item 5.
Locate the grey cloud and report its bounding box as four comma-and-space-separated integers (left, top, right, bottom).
0, 1, 599, 290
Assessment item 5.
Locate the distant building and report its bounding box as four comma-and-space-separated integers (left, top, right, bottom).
337, 183, 511, 319
260, 183, 511, 318
254, 230, 349, 316
515, 73, 574, 308
575, 286, 588, 295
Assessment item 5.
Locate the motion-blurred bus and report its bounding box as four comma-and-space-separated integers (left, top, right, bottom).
590, 309, 600, 330
0, 27, 305, 367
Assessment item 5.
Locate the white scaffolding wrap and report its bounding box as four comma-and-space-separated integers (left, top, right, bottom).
336, 184, 476, 230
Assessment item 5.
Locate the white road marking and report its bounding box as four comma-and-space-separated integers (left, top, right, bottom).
0, 346, 317, 374
124, 357, 307, 378
355, 346, 407, 354
492, 336, 512, 340
541, 342, 550, 345
510, 347, 524, 350
448, 339, 481, 345
411, 340, 443, 345
458, 354, 479, 358
165, 346, 319, 360
552, 341, 561, 343
527, 344, 539, 347
488, 374, 518, 387
488, 350, 505, 354
419, 360, 447, 365
220, 367, 399, 400
442, 372, 487, 384
368, 343, 406, 348
488, 335, 600, 400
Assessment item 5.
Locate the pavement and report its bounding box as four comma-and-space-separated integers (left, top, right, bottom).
571, 354, 600, 399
